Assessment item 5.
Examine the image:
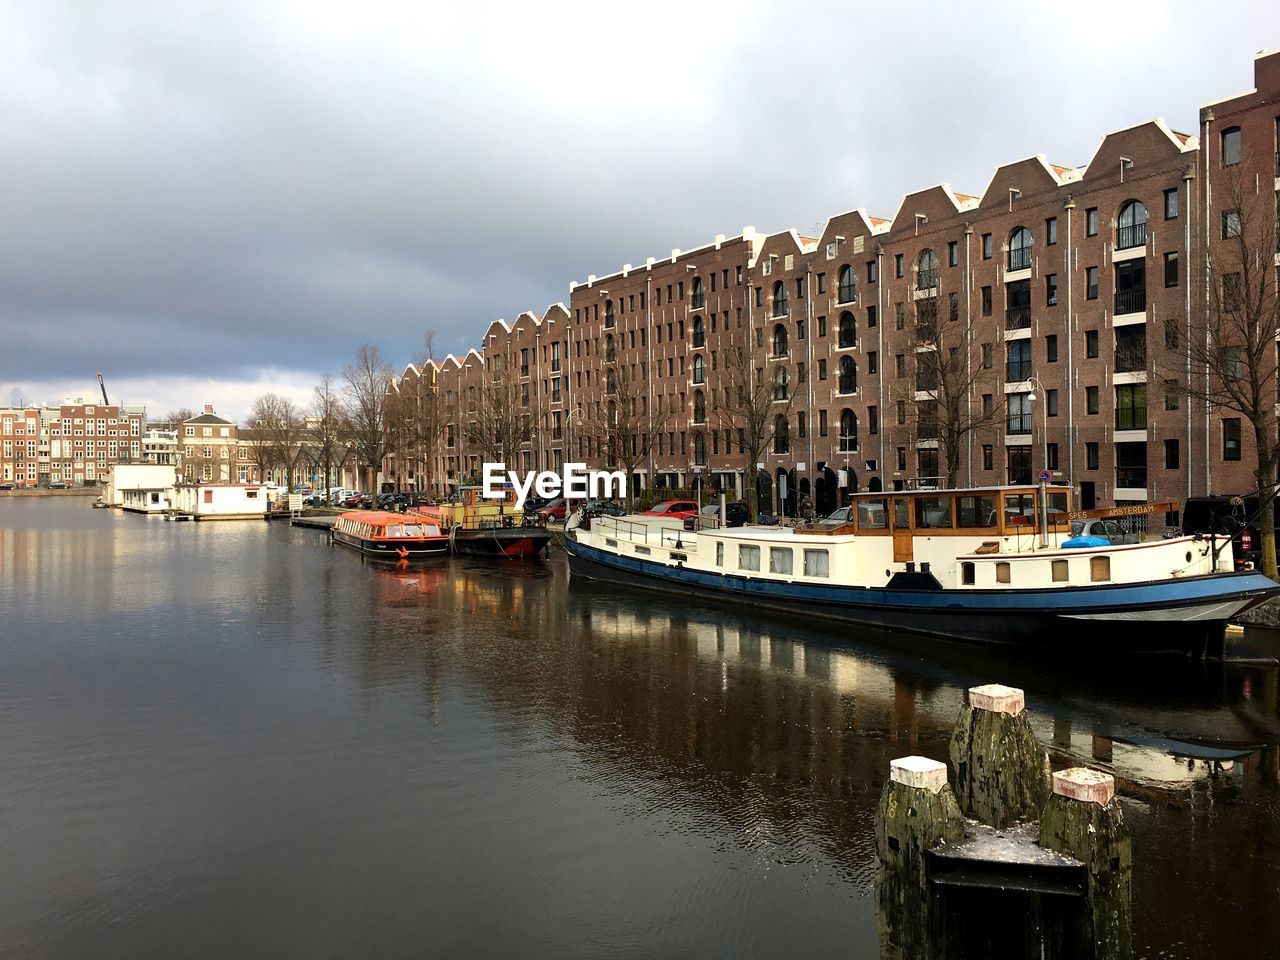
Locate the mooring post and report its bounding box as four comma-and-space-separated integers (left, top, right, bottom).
1039, 768, 1133, 960
875, 756, 964, 960
948, 683, 1049, 828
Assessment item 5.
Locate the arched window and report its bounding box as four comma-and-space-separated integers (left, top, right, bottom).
838, 264, 856, 303
693, 432, 706, 465
692, 354, 706, 384
917, 249, 938, 290
774, 415, 790, 454
772, 280, 789, 317
773, 367, 790, 401
1008, 228, 1033, 270
772, 323, 789, 356
691, 276, 705, 309
839, 355, 857, 394
694, 390, 706, 423
1117, 200, 1148, 250
839, 410, 858, 452
604, 299, 615, 328
838, 311, 856, 348
692, 315, 705, 347
605, 334, 615, 362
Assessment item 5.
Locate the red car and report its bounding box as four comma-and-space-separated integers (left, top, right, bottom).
535, 498, 570, 521
641, 500, 701, 520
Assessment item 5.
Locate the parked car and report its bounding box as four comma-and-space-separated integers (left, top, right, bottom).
1069, 518, 1140, 545
811, 505, 856, 530
522, 496, 553, 517
641, 500, 700, 520
683, 501, 750, 531
577, 499, 626, 523
340, 493, 371, 508
0, 482, 14, 491
1182, 494, 1275, 569
536, 498, 570, 522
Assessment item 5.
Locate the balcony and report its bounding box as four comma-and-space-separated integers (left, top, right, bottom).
691, 293, 705, 310
1007, 411, 1032, 435
1006, 358, 1031, 381
1006, 305, 1031, 330
917, 269, 938, 291
838, 282, 857, 304
1116, 223, 1147, 250
772, 302, 789, 318
1115, 406, 1147, 431
692, 331, 705, 348
1114, 287, 1146, 314
1116, 466, 1147, 488
1008, 247, 1032, 271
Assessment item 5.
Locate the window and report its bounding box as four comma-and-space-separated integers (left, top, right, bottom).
1222, 209, 1242, 240
1164, 251, 1179, 287
981, 343, 993, 369
1086, 329, 1098, 358
1165, 438, 1180, 469
1086, 442, 1099, 470
1086, 266, 1099, 300
838, 311, 856, 348
996, 562, 1011, 584
774, 416, 789, 453
1164, 319, 1179, 350
1007, 392, 1032, 434
772, 281, 789, 317
1046, 217, 1058, 245
716, 542, 725, 566
739, 544, 760, 571
982, 233, 992, 259
1086, 386, 1099, 415
817, 315, 826, 337
1047, 443, 1059, 470
867, 260, 877, 283
692, 315, 705, 347
1224, 346, 1242, 380
1115, 383, 1147, 430
1164, 380, 1180, 411
819, 409, 828, 436
869, 406, 878, 435
773, 368, 790, 401
1046, 335, 1058, 363
1052, 559, 1069, 582
867, 352, 877, 374
948, 241, 958, 267
1116, 200, 1148, 250
982, 445, 993, 470
1091, 556, 1111, 582
1223, 273, 1243, 311
1086, 207, 1098, 236
838, 265, 856, 302
1046, 389, 1058, 417
1046, 273, 1058, 306
803, 549, 830, 578
839, 409, 858, 452
962, 562, 976, 585
839, 356, 857, 394
772, 323, 788, 356
917, 249, 938, 289
770, 547, 793, 575
818, 359, 827, 380
981, 285, 992, 316
693, 354, 706, 384
894, 253, 904, 278
1164, 188, 1178, 220
895, 354, 906, 378
1223, 418, 1242, 460
982, 394, 993, 417
867, 305, 877, 328
1007, 339, 1031, 381
1008, 227, 1032, 270
1221, 126, 1241, 166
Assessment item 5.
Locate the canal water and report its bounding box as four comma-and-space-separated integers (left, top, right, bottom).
0, 499, 1277, 959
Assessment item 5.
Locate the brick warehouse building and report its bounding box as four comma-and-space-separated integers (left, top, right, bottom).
385, 50, 1280, 517
1, 399, 145, 487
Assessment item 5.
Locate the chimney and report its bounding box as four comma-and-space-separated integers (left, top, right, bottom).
203, 404, 214, 415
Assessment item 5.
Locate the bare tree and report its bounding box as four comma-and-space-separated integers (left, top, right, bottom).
906, 282, 1005, 488
245, 393, 285, 483
711, 318, 796, 520
577, 357, 674, 507
1169, 176, 1280, 577
343, 343, 393, 496
463, 355, 533, 468
164, 407, 197, 427
310, 373, 345, 502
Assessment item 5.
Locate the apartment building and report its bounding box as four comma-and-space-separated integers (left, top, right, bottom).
1, 400, 145, 487
387, 50, 1280, 517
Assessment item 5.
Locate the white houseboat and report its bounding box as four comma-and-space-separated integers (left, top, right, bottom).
563, 485, 1279, 655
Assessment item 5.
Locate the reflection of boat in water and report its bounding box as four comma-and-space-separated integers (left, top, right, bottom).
565, 483, 1280, 655
416, 486, 551, 559
331, 511, 449, 561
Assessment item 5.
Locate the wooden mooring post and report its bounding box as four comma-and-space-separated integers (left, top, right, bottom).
876, 685, 1133, 960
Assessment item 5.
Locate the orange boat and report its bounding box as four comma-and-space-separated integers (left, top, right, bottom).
332, 511, 449, 561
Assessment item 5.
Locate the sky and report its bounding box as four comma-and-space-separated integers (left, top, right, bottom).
1, 0, 1275, 421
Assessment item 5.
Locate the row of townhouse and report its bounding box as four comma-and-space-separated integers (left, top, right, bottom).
0, 400, 145, 487
384, 50, 1280, 518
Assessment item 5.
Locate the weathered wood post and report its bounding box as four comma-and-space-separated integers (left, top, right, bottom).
1040, 768, 1133, 960
875, 756, 964, 960
949, 683, 1049, 828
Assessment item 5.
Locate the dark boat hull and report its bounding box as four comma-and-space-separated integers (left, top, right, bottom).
564, 534, 1278, 655
450, 527, 552, 558
332, 529, 449, 561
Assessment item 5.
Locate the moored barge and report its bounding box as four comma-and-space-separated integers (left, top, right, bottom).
564, 484, 1280, 655
332, 511, 449, 561
416, 486, 551, 558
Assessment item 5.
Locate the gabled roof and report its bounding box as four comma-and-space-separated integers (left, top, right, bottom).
184, 413, 233, 425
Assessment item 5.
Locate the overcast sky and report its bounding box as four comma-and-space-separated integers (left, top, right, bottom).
1, 1, 1274, 420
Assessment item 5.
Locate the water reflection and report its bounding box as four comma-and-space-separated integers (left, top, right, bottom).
1, 502, 1278, 959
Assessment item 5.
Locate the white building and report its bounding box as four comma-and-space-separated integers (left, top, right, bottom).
107, 463, 178, 513
171, 482, 270, 520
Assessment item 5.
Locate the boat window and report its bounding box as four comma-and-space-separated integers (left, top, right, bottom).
803, 549, 829, 577
739, 544, 760, 571
893, 499, 911, 530
770, 547, 794, 575
961, 561, 975, 585
1047, 491, 1069, 520
424, 524, 441, 536
1052, 559, 1069, 582
716, 542, 725, 566
914, 496, 953, 530
1004, 494, 1036, 528
635, 545, 650, 555
385, 524, 403, 538
996, 561, 1011, 584
957, 496, 998, 528
402, 523, 425, 537
857, 499, 888, 529
1090, 556, 1111, 582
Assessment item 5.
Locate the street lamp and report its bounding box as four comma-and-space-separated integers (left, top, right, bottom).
1024, 375, 1050, 479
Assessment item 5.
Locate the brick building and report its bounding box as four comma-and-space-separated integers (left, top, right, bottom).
387, 50, 1280, 517
1, 399, 145, 487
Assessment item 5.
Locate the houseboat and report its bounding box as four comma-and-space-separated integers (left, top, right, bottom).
416, 486, 551, 558
332, 511, 449, 561
563, 484, 1280, 655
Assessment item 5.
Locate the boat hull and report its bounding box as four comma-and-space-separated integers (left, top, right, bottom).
564, 535, 1277, 655
450, 527, 552, 558
332, 529, 449, 561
